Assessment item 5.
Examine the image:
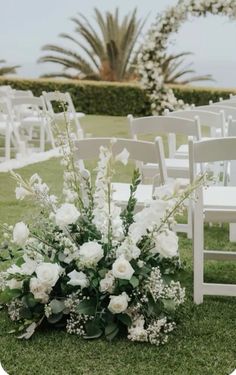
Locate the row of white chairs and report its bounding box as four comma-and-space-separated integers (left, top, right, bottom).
0, 87, 85, 161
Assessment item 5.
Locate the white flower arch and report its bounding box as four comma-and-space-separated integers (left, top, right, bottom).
138, 0, 236, 114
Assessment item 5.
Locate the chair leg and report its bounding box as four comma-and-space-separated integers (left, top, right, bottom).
187, 201, 192, 239
193, 197, 204, 304
40, 126, 45, 152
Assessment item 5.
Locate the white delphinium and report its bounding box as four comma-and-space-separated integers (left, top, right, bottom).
13, 222, 29, 247
92, 145, 123, 244
128, 199, 170, 243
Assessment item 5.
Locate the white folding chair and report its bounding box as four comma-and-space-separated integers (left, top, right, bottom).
0, 101, 25, 160
11, 96, 55, 152
189, 137, 236, 304
165, 109, 226, 158
43, 91, 84, 139
128, 114, 201, 179
197, 105, 236, 123
12, 90, 33, 98
74, 137, 167, 209
210, 98, 236, 108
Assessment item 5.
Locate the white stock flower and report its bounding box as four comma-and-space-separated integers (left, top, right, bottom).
152, 230, 178, 258
67, 270, 89, 288
99, 271, 115, 293
13, 222, 29, 247
30, 277, 50, 303
115, 148, 130, 166
78, 242, 104, 268
36, 263, 61, 287
108, 292, 130, 314
15, 186, 30, 200
112, 255, 134, 280
55, 203, 80, 228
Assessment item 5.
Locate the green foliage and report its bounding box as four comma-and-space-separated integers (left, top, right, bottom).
39, 8, 146, 82
0, 77, 234, 116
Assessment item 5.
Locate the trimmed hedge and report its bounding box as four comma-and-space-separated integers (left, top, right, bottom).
0, 77, 235, 116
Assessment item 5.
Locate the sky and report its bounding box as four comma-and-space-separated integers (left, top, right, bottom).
1, 0, 236, 87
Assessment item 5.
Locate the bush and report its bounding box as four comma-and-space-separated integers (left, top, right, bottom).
0, 77, 235, 116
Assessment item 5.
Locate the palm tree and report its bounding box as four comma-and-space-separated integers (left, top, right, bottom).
162, 52, 213, 85
0, 59, 20, 76
38, 8, 146, 81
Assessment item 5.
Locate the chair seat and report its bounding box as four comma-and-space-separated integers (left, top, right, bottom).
54, 112, 85, 120
21, 117, 46, 126
204, 186, 236, 210
143, 159, 189, 179
112, 183, 153, 205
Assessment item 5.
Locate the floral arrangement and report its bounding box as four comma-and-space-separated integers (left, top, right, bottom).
0, 121, 199, 345
138, 0, 236, 114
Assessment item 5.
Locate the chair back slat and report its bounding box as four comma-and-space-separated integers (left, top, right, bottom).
74, 137, 167, 184
129, 115, 200, 137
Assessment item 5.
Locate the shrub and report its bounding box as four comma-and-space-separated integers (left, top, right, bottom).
0, 77, 235, 116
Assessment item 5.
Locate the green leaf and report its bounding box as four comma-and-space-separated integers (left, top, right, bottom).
22, 293, 37, 308
105, 322, 119, 341
117, 313, 132, 327
98, 269, 107, 278
49, 299, 65, 314
15, 257, 25, 267
0, 288, 22, 304
19, 307, 32, 320
129, 276, 139, 288
76, 298, 96, 316
47, 312, 63, 324
84, 320, 103, 339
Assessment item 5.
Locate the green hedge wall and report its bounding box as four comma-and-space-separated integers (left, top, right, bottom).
0, 77, 235, 116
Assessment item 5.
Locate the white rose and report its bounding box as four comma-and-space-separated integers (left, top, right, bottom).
99, 271, 115, 293
55, 203, 80, 228
108, 292, 129, 314
67, 270, 89, 288
30, 277, 50, 303
36, 263, 61, 287
112, 255, 134, 280
152, 230, 178, 258
15, 186, 30, 200
7, 278, 22, 290
78, 242, 104, 268
13, 222, 29, 247
115, 148, 130, 166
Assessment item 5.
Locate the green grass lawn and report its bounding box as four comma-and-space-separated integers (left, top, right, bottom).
1, 115, 236, 375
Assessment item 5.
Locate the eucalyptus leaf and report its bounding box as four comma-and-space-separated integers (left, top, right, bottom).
129, 276, 139, 288
117, 313, 132, 327
76, 299, 96, 316
84, 320, 103, 339
163, 299, 176, 312
105, 322, 119, 341
49, 299, 65, 314
47, 312, 63, 324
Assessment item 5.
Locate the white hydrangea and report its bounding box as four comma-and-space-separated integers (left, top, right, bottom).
55, 203, 80, 228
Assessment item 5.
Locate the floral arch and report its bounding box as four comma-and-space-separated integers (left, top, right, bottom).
138, 0, 236, 114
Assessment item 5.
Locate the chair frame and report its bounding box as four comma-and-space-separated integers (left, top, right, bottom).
189, 137, 236, 304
